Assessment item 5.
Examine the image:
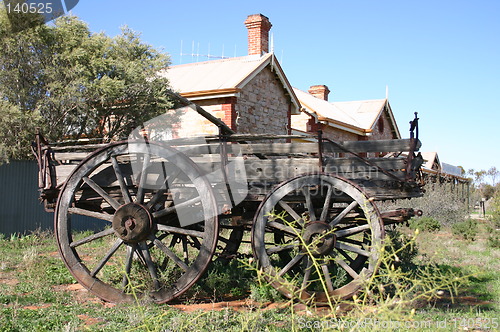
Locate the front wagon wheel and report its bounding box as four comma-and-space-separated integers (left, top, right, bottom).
55, 141, 218, 303
252, 173, 384, 303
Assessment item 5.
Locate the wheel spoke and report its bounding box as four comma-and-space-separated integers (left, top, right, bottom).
157, 224, 205, 238
337, 237, 365, 246
147, 168, 181, 209
152, 237, 189, 271
190, 236, 201, 249
218, 235, 230, 244
111, 156, 132, 204
335, 242, 370, 257
321, 264, 335, 293
139, 241, 160, 290
152, 196, 202, 219
267, 221, 301, 237
122, 243, 136, 289
182, 237, 189, 264
303, 187, 316, 221
278, 253, 304, 277
70, 228, 115, 248
82, 176, 121, 210
329, 201, 359, 227
68, 207, 113, 222
335, 224, 370, 238
320, 185, 333, 221
91, 239, 123, 277
301, 256, 313, 291
336, 248, 355, 264
278, 201, 301, 223
266, 242, 299, 255
136, 153, 151, 204
335, 258, 360, 279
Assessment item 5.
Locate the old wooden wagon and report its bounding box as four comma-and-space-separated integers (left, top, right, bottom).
33, 100, 424, 304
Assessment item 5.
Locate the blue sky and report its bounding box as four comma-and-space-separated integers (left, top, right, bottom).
68, 0, 499, 172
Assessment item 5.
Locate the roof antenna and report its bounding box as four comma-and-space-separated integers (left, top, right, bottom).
270, 32, 274, 53
385, 85, 389, 99
180, 40, 183, 64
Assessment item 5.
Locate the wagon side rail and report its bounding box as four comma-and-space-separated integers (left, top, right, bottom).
32, 132, 58, 211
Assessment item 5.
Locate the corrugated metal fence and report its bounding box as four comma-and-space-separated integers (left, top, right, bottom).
0, 161, 53, 235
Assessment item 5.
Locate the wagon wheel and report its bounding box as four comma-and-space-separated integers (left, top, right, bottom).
252, 173, 384, 303
55, 141, 218, 303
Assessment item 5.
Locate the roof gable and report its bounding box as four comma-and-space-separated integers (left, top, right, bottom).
162, 53, 300, 114
293, 88, 401, 138
421, 152, 441, 170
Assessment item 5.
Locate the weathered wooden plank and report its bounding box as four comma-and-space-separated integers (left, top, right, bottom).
324, 139, 421, 154
175, 139, 420, 156
242, 158, 407, 182
50, 143, 108, 151
53, 152, 91, 162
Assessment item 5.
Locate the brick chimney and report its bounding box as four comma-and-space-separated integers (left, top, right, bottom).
308, 85, 331, 101
244, 14, 272, 56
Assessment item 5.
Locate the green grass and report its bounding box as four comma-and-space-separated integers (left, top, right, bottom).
0, 221, 498, 331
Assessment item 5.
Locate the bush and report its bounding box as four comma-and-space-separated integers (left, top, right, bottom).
451, 219, 478, 241
379, 184, 468, 227
409, 217, 441, 232
489, 192, 500, 228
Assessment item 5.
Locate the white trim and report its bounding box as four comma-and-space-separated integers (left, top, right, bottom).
187, 92, 241, 101
319, 120, 366, 136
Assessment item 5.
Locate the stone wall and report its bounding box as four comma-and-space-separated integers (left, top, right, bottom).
236, 66, 290, 135
321, 125, 359, 142
369, 110, 396, 140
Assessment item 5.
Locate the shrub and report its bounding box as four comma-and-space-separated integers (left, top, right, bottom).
489, 192, 500, 229
409, 217, 441, 232
379, 183, 468, 227
384, 229, 419, 272
249, 282, 282, 303
451, 218, 478, 241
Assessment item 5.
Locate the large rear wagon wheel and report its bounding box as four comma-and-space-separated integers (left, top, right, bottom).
252, 173, 384, 303
55, 141, 218, 303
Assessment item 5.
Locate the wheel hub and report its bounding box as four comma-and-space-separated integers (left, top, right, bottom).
112, 203, 153, 242
302, 221, 336, 257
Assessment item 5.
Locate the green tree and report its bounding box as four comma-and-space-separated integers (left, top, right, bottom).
0, 9, 176, 161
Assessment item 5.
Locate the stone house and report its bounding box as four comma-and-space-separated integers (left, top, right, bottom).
162, 14, 300, 137
291, 85, 401, 142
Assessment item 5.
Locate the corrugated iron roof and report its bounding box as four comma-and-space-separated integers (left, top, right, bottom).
293, 87, 387, 131
162, 54, 272, 93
